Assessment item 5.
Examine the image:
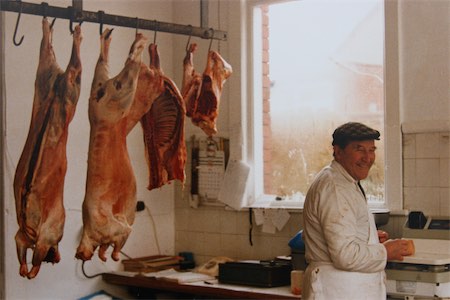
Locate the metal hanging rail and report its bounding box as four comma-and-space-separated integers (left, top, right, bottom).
0, 0, 227, 41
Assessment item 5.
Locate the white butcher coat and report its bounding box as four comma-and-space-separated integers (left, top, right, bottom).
302, 160, 387, 300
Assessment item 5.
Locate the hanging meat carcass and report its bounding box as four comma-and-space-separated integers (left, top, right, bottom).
138, 44, 187, 190
75, 30, 146, 262
181, 43, 202, 118
13, 18, 82, 279
182, 44, 232, 136
125, 51, 164, 134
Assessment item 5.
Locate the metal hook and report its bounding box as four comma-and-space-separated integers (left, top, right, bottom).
41, 2, 49, 19
208, 28, 215, 52
50, 17, 57, 29
69, 6, 83, 34
135, 17, 139, 35
13, 0, 24, 46
98, 10, 104, 35
70, 19, 83, 35
185, 25, 193, 51
105, 28, 114, 39
41, 4, 55, 31
153, 20, 158, 44
69, 6, 75, 34
99, 11, 113, 39
69, 19, 74, 34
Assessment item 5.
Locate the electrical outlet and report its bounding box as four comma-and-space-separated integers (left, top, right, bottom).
136, 201, 145, 212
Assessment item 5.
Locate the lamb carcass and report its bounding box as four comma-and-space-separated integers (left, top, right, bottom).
182, 44, 232, 136
75, 30, 146, 262
13, 18, 82, 279
139, 44, 186, 190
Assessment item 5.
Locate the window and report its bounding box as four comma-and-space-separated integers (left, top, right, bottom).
247, 0, 391, 209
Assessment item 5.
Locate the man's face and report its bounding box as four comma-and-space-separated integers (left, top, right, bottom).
334, 140, 376, 181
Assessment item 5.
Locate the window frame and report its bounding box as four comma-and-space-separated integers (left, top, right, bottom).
231, 0, 402, 212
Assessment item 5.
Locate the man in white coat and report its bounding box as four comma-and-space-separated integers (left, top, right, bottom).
302, 122, 412, 300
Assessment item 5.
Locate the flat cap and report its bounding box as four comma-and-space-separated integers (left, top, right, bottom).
332, 122, 380, 146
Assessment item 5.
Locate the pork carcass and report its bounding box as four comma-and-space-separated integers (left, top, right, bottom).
75, 30, 146, 262
138, 44, 187, 190
13, 18, 82, 279
182, 45, 232, 136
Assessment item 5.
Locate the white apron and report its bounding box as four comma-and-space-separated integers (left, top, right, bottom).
302, 211, 386, 300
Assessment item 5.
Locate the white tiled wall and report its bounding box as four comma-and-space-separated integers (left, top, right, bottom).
174, 190, 303, 265
403, 132, 450, 216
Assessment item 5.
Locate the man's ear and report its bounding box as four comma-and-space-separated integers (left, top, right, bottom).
333, 145, 342, 159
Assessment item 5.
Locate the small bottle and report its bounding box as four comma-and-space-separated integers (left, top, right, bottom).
290, 270, 304, 295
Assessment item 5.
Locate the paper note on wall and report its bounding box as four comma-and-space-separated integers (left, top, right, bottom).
217, 160, 250, 210
253, 208, 291, 234
272, 209, 291, 231
253, 208, 265, 225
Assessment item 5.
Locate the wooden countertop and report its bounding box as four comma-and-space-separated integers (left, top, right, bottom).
102, 271, 301, 299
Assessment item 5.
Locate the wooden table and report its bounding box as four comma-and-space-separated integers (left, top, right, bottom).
102, 272, 301, 299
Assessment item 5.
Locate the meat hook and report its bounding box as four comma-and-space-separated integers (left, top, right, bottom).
98, 11, 112, 38
13, 0, 24, 46
69, 6, 83, 35
153, 21, 159, 44
98, 10, 105, 35
50, 17, 57, 30
69, 6, 75, 34
208, 28, 215, 52
41, 3, 55, 30
69, 18, 74, 34
135, 17, 139, 35
105, 28, 114, 39
185, 25, 193, 51
69, 19, 83, 35
40, 4, 55, 31
41, 2, 49, 18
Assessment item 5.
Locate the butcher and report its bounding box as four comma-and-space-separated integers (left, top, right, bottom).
302, 122, 413, 299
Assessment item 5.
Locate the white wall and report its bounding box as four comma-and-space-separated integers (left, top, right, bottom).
2, 0, 185, 298
399, 0, 449, 131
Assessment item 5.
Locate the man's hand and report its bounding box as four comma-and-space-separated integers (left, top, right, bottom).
377, 230, 389, 243
383, 239, 412, 261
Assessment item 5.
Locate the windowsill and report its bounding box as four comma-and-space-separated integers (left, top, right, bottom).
248, 194, 391, 212
248, 201, 304, 210
248, 194, 304, 210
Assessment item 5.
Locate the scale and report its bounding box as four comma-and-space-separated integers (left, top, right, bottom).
386, 213, 450, 299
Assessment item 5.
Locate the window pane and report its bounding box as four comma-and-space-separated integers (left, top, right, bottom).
262, 0, 385, 203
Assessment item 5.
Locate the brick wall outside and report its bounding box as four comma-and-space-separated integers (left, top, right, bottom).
261, 5, 273, 194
